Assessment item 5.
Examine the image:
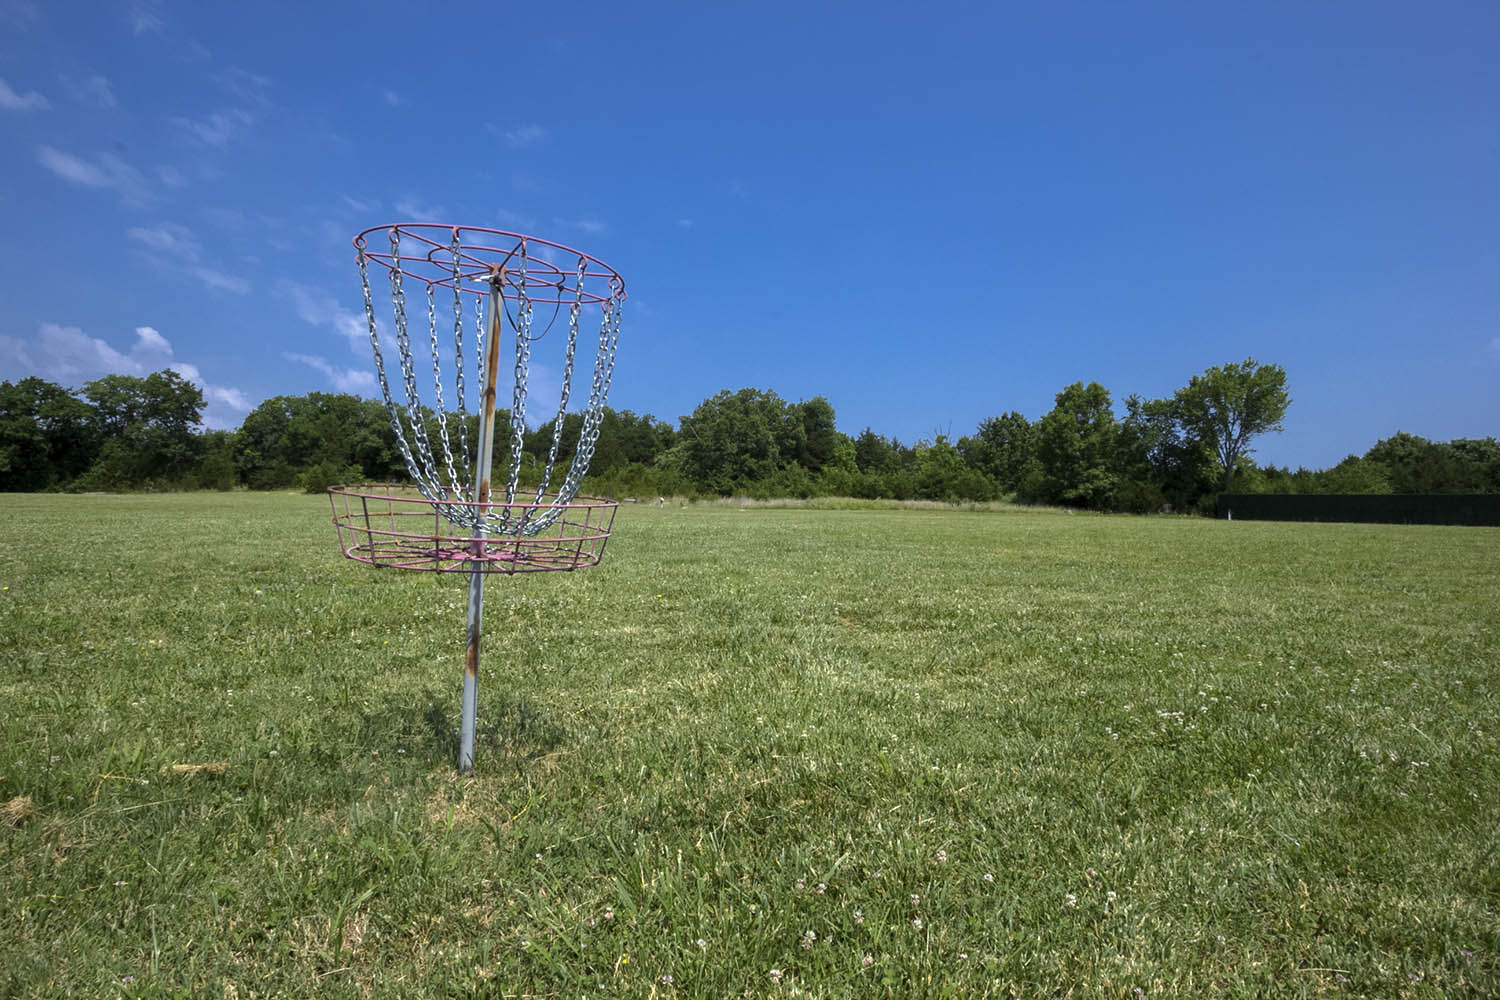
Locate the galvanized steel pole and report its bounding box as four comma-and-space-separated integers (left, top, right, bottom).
460, 271, 506, 774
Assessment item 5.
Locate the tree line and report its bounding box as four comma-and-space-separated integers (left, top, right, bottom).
3, 359, 1496, 509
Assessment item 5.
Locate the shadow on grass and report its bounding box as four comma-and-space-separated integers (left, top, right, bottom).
356, 688, 567, 769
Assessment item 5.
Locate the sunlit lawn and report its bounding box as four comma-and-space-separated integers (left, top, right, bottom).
1, 492, 1496, 997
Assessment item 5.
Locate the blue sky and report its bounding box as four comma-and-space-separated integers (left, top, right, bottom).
1, 1, 1496, 470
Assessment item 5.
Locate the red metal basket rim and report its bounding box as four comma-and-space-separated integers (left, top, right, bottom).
353, 223, 626, 304
328, 483, 620, 510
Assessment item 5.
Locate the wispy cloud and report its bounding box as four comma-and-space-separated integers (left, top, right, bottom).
0, 78, 49, 111
128, 221, 202, 257
164, 361, 251, 427
502, 123, 547, 148
677, 218, 694, 229
172, 107, 254, 147
216, 67, 272, 107
0, 0, 39, 30
129, 0, 164, 35
1488, 337, 1500, 361
279, 280, 369, 353
393, 198, 446, 220
496, 207, 537, 232
127, 222, 248, 293
189, 266, 249, 294
343, 195, 377, 214
157, 164, 187, 187
553, 217, 608, 235
62, 74, 116, 109
284, 352, 375, 393
36, 145, 148, 204
383, 89, 406, 107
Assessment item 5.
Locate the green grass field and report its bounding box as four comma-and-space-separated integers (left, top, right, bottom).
2, 493, 1496, 998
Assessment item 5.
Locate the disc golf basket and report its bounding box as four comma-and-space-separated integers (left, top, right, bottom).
329, 224, 625, 773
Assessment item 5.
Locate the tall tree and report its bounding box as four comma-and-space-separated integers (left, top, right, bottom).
1174, 359, 1290, 491
0, 377, 99, 491
81, 370, 205, 485
960, 411, 1038, 494
1037, 381, 1118, 509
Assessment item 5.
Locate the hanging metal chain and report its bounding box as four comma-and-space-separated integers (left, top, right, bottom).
450, 231, 471, 496
504, 242, 532, 509
389, 232, 442, 499
427, 280, 464, 498
358, 246, 422, 484
533, 256, 587, 502
557, 290, 622, 505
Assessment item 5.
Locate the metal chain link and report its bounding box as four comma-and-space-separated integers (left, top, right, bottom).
503, 242, 532, 510
450, 230, 472, 496
358, 247, 422, 485
427, 280, 464, 498
532, 255, 587, 502
389, 232, 443, 500
558, 290, 622, 505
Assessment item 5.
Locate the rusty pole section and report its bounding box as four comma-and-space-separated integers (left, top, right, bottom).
459, 270, 507, 774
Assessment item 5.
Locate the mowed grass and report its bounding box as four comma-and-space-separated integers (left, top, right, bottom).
1, 493, 1496, 999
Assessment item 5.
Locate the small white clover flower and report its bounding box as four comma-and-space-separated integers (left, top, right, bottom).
911, 916, 923, 930
983, 872, 994, 883
910, 893, 921, 907
935, 849, 948, 863
1064, 893, 1078, 909
769, 968, 783, 984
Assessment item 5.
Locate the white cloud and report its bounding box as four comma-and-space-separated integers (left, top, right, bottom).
0, 78, 48, 111
284, 352, 375, 393
128, 222, 202, 257
553, 217, 608, 235
503, 124, 547, 147
61, 74, 116, 109
279, 280, 370, 352
393, 198, 446, 221
129, 0, 164, 35
134, 325, 172, 355
215, 68, 272, 107
127, 222, 248, 293
190, 266, 249, 294
0, 323, 170, 382
172, 107, 253, 147
496, 208, 537, 232
157, 164, 187, 187
0, 322, 250, 426
0, 0, 39, 30
37, 145, 147, 204
383, 89, 406, 107
343, 195, 377, 214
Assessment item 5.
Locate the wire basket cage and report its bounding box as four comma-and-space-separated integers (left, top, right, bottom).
329, 483, 617, 575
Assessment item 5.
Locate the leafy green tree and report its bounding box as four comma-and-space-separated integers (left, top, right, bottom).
795, 397, 841, 473
1037, 381, 1118, 509
0, 377, 99, 491
1174, 359, 1290, 492
1115, 394, 1217, 511
959, 411, 1038, 494
678, 388, 800, 494
80, 370, 204, 485
1317, 455, 1392, 494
